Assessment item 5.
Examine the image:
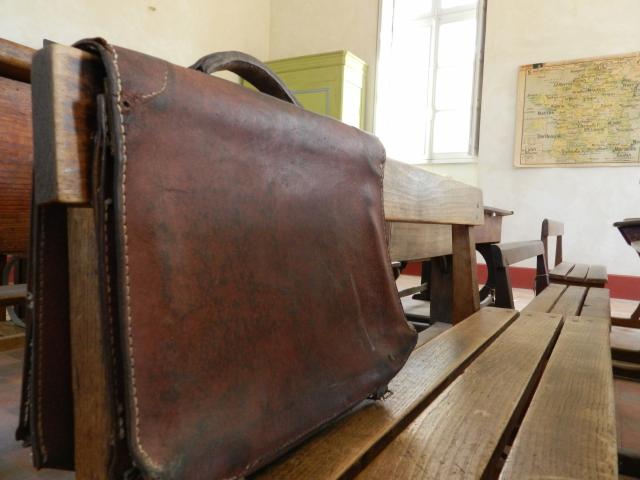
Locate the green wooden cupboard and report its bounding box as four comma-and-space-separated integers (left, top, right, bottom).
243, 51, 367, 129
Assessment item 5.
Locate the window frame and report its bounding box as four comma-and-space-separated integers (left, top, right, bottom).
374, 0, 485, 165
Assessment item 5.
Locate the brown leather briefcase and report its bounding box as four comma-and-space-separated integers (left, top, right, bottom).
19, 39, 416, 479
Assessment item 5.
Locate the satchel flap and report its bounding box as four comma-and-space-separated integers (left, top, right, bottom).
83, 40, 416, 479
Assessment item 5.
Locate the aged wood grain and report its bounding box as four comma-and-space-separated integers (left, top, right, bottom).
451, 225, 479, 324
493, 240, 544, 267
566, 263, 589, 282
254, 308, 518, 480
581, 287, 611, 320
550, 285, 587, 316
549, 261, 574, 278
472, 211, 503, 244
521, 283, 567, 313
384, 159, 484, 226
31, 44, 102, 205
356, 311, 562, 480
500, 315, 617, 479
388, 222, 452, 262
0, 38, 34, 82
415, 322, 450, 349
67, 207, 111, 480
0, 75, 32, 254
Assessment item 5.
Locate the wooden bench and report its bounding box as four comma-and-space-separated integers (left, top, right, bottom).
543, 218, 608, 288
251, 307, 617, 479
490, 239, 549, 309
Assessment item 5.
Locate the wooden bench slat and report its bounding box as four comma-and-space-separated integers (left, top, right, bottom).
500, 316, 617, 479
384, 159, 484, 226
0, 38, 34, 82
549, 285, 587, 316
581, 287, 611, 320
493, 240, 544, 266
586, 264, 608, 284
549, 261, 574, 278
255, 308, 518, 479
415, 322, 450, 349
522, 283, 567, 313
0, 283, 27, 306
565, 263, 589, 281
355, 311, 562, 479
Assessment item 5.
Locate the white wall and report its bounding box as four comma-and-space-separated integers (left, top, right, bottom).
269, 0, 380, 132
0, 0, 271, 67
479, 0, 640, 276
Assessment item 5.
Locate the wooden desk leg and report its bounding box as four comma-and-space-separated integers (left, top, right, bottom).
67, 207, 112, 479
476, 244, 495, 303
430, 256, 452, 324
452, 225, 480, 324
412, 261, 431, 301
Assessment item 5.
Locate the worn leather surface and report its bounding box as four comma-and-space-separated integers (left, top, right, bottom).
21, 203, 74, 469
31, 38, 416, 479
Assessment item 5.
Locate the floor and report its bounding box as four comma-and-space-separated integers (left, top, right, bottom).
1, 278, 639, 479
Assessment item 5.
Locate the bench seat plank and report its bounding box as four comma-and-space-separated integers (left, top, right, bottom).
581, 287, 611, 320
549, 285, 587, 316
565, 263, 589, 282
586, 264, 608, 284
549, 261, 574, 278
415, 322, 450, 349
254, 308, 518, 479
355, 311, 562, 480
500, 316, 617, 479
522, 284, 567, 314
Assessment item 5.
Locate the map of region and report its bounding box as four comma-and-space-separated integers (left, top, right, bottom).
515, 53, 640, 166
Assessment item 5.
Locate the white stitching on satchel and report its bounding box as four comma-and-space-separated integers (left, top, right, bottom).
109, 44, 162, 472
36, 209, 48, 462
140, 64, 169, 101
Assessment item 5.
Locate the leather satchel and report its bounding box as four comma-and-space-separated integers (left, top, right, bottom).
19, 39, 416, 479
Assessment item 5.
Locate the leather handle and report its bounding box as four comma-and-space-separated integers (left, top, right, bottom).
190, 51, 300, 106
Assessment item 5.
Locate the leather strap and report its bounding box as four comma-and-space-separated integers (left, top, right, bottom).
190, 51, 300, 106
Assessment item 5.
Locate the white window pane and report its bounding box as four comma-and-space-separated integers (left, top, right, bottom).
437, 18, 477, 68
441, 0, 477, 9
435, 65, 474, 110
378, 22, 431, 159
394, 0, 433, 20
432, 110, 471, 153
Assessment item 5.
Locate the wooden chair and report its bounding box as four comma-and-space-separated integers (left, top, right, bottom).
490, 240, 549, 309
0, 38, 33, 350
542, 218, 608, 288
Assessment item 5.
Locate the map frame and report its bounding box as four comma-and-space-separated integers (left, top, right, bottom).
514, 52, 640, 168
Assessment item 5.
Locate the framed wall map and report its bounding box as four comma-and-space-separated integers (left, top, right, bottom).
514, 52, 640, 167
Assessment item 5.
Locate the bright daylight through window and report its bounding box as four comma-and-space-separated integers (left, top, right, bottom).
375, 0, 483, 164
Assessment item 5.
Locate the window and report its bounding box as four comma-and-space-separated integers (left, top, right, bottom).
375, 0, 485, 164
